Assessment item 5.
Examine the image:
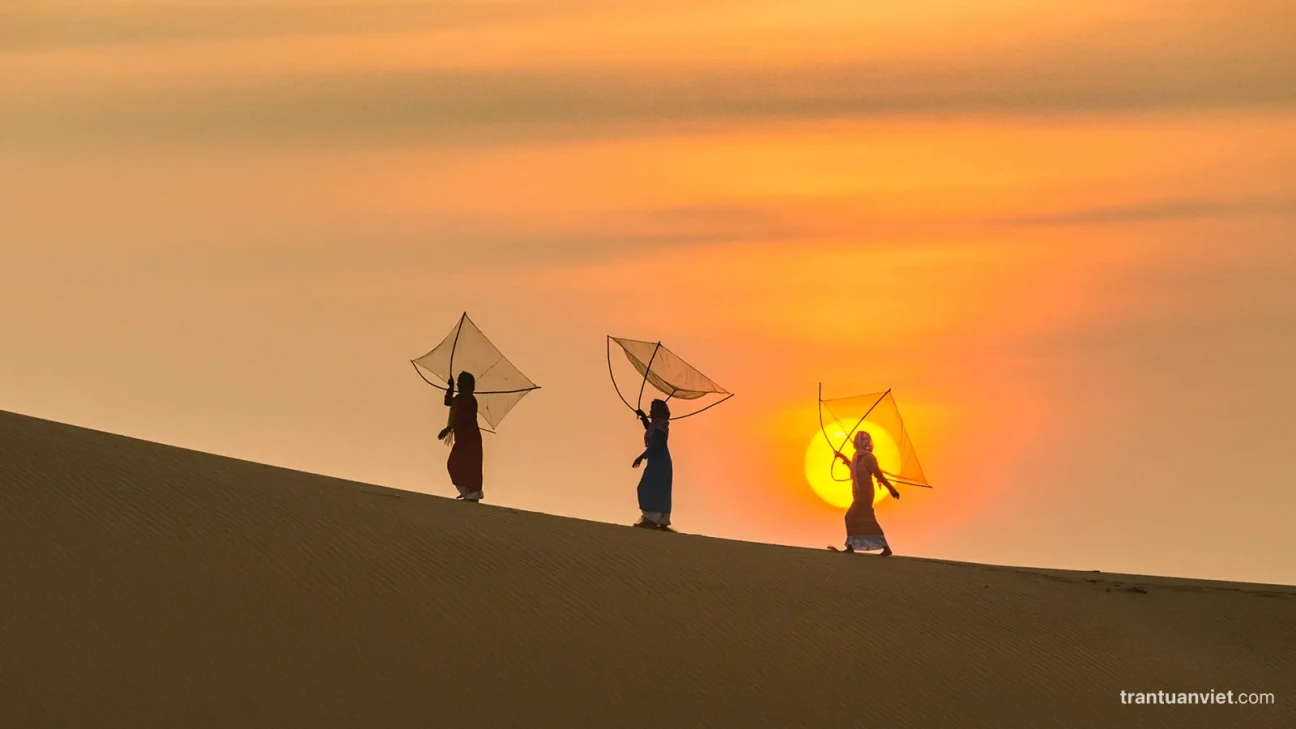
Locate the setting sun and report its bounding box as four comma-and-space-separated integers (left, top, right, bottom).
804, 422, 903, 510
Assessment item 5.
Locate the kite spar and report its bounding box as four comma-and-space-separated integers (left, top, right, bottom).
818, 383, 932, 489
411, 312, 540, 433
607, 336, 733, 420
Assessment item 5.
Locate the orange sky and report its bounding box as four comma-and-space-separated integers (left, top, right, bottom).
2, 0, 1295, 585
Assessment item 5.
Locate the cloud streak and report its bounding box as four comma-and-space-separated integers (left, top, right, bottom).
3, 0, 1293, 148
1002, 197, 1296, 227
0, 1, 609, 50
5, 57, 1294, 148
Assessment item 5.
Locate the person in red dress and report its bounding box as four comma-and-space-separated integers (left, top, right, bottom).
438, 371, 484, 502
835, 430, 900, 555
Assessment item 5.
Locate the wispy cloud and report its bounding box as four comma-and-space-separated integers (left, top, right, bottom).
5, 58, 1294, 149
0, 1, 598, 50
3, 1, 1293, 148
1001, 197, 1296, 227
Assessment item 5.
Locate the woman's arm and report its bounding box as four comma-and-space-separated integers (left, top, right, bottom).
438, 398, 456, 440
633, 429, 666, 467
645, 429, 667, 457
635, 409, 650, 430
869, 456, 899, 498
443, 383, 455, 407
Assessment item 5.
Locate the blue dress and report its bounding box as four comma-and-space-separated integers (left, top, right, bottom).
636, 427, 673, 514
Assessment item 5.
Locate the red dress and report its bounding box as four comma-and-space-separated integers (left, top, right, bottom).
844, 451, 889, 550
447, 394, 483, 497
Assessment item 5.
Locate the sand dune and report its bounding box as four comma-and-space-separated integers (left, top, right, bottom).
1, 409, 1292, 728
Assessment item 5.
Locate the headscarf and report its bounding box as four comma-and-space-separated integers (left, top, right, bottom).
644, 399, 670, 446
853, 430, 873, 453
851, 430, 874, 493
455, 371, 476, 396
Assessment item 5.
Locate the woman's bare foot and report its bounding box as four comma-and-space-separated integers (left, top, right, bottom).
880, 546, 893, 557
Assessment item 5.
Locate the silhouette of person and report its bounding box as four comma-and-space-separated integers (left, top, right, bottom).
631, 399, 674, 530
438, 371, 483, 502
835, 430, 899, 555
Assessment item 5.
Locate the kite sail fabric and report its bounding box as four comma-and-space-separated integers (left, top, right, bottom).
818, 385, 931, 489
607, 336, 733, 419
411, 313, 540, 431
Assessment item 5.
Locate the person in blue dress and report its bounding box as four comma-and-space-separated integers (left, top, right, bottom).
631, 399, 674, 531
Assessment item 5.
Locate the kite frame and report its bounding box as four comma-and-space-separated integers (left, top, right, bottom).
606, 335, 734, 421
411, 312, 541, 434
817, 383, 930, 488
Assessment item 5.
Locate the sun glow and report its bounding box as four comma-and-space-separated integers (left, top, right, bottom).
804, 422, 903, 509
